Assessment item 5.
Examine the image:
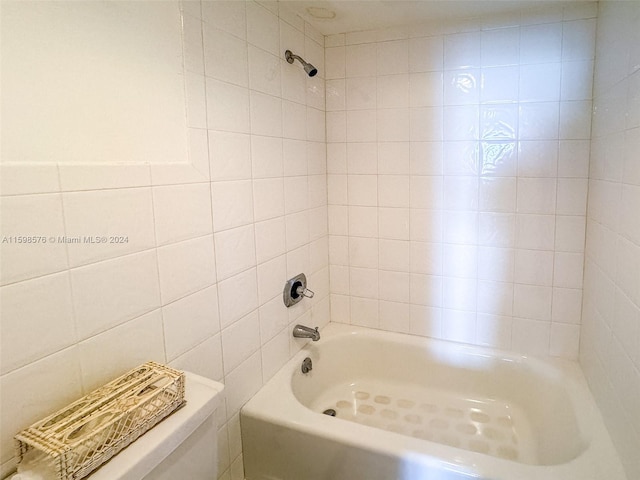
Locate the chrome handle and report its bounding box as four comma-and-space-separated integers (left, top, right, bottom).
296, 285, 315, 299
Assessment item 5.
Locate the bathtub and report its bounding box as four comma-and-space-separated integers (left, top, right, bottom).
241, 323, 626, 480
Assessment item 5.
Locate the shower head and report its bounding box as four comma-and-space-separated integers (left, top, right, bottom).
285, 50, 318, 77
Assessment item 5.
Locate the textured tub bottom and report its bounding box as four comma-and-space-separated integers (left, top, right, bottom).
307, 380, 539, 465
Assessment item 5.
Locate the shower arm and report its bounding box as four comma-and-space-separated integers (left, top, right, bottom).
285, 50, 305, 65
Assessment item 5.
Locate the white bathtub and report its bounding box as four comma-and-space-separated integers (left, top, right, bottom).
241, 324, 626, 480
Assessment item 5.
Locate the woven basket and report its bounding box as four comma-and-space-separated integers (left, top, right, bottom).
14, 362, 185, 480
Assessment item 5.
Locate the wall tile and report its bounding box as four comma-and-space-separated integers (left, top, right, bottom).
256, 254, 286, 305
441, 309, 477, 343
519, 102, 560, 140
557, 178, 588, 215
552, 287, 583, 324
325, 46, 346, 79
248, 46, 281, 96
481, 27, 519, 67
443, 244, 478, 279
562, 19, 597, 62
348, 206, 377, 237
258, 295, 289, 343
154, 183, 212, 246
444, 32, 481, 69
515, 214, 555, 250
185, 72, 207, 128
202, 1, 246, 40
261, 328, 290, 382
253, 178, 285, 221
57, 165, 152, 193
0, 348, 82, 466
170, 334, 224, 382
72, 250, 161, 339
246, 2, 279, 55
512, 317, 551, 355
284, 176, 308, 214
2, 6, 329, 479
212, 180, 254, 231
218, 268, 258, 329
151, 129, 210, 186
214, 225, 257, 281
224, 351, 262, 418
328, 205, 348, 235
285, 211, 309, 249
379, 74, 410, 108
350, 296, 379, 328
560, 101, 593, 142
222, 310, 261, 375
561, 60, 595, 101
206, 78, 250, 133
63, 188, 155, 267
305, 32, 325, 73
78, 309, 165, 391
476, 313, 512, 349
346, 110, 377, 142
379, 300, 411, 333
209, 131, 252, 181
326, 112, 347, 142
516, 178, 557, 214
346, 43, 377, 77
330, 265, 350, 294
0, 194, 67, 285
157, 235, 216, 304
0, 164, 59, 196
252, 135, 284, 178
444, 69, 480, 105
519, 63, 561, 103
515, 249, 554, 286
520, 23, 562, 64
163, 285, 220, 361
306, 109, 326, 142
282, 100, 307, 140
377, 40, 409, 75
203, 25, 249, 87
409, 36, 443, 73
346, 77, 377, 110
513, 284, 552, 321
481, 66, 519, 103
0, 272, 75, 374
254, 217, 286, 264
410, 106, 443, 141
410, 241, 443, 275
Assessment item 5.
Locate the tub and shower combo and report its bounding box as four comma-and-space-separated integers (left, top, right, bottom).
241, 323, 626, 480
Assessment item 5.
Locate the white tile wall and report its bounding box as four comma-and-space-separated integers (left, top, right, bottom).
0, 2, 329, 478
581, 2, 640, 479
327, 7, 595, 358
3, 2, 637, 479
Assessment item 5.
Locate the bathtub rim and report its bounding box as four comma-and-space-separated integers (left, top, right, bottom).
241, 323, 627, 480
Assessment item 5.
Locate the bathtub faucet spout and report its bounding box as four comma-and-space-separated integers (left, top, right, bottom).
293, 324, 320, 341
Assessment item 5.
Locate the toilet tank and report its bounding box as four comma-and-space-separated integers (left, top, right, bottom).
88, 372, 223, 480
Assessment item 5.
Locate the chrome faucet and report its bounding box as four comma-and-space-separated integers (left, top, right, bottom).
293, 324, 320, 341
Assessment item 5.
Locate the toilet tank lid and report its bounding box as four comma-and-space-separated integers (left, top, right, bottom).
88, 372, 224, 480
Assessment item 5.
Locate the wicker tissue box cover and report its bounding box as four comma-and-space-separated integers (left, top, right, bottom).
14, 361, 185, 480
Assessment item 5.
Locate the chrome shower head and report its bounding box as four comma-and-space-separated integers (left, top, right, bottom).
285, 50, 318, 77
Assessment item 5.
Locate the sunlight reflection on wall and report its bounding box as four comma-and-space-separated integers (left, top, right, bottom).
327, 9, 595, 359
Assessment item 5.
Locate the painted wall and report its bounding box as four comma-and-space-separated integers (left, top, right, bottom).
326, 3, 597, 359
0, 2, 329, 479
581, 2, 640, 478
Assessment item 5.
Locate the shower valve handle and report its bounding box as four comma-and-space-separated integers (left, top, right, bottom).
296, 285, 315, 299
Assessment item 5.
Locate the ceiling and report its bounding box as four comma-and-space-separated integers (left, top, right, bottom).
280, 0, 590, 35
